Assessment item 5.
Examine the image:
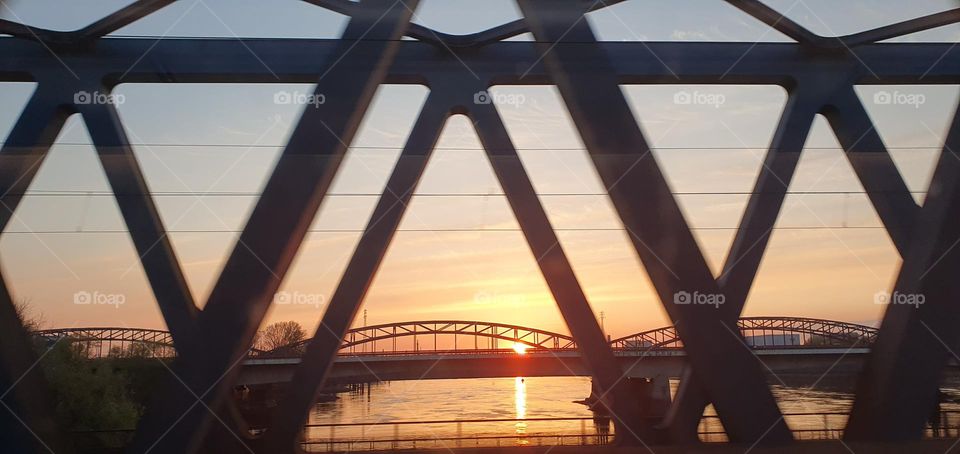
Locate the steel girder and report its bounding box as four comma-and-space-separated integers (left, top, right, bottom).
263, 320, 578, 356
34, 327, 174, 346
0, 0, 957, 452
610, 317, 879, 350
32, 316, 879, 355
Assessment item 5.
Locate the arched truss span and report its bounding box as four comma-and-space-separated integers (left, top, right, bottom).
261, 316, 878, 356
35, 317, 879, 357
610, 317, 878, 350
263, 320, 577, 356
33, 327, 175, 349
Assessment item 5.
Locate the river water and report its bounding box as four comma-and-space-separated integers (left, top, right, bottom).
300, 377, 960, 450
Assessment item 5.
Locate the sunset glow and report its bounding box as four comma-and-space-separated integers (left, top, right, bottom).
2, 1, 956, 452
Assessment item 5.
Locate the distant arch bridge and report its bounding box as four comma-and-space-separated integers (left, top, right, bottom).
33, 327, 175, 357
33, 317, 878, 358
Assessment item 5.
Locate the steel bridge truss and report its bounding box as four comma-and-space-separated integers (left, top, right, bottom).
0, 0, 958, 452
610, 317, 878, 350
33, 327, 175, 358
277, 320, 579, 356
31, 316, 882, 357
34, 327, 173, 346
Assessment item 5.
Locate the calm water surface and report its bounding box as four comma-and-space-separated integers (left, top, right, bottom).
303, 377, 960, 446
306, 377, 595, 446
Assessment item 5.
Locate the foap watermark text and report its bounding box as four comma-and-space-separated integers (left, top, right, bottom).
274, 291, 325, 308
874, 291, 925, 308
74, 91, 125, 105
673, 90, 725, 108
873, 90, 925, 108
74, 290, 126, 308
674, 290, 725, 308
473, 90, 526, 108
274, 90, 326, 108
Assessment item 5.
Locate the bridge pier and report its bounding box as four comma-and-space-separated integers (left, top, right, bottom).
583, 376, 673, 444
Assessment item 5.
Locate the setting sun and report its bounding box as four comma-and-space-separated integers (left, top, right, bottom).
512, 343, 529, 355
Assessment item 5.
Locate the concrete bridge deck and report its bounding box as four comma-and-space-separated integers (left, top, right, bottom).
238, 348, 873, 386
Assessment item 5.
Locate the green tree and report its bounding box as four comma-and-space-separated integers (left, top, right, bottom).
41, 342, 141, 434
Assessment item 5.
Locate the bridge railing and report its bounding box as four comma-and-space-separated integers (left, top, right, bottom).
64, 410, 960, 451
298, 411, 960, 452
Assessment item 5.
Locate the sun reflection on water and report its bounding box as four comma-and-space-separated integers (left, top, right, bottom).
515, 377, 528, 440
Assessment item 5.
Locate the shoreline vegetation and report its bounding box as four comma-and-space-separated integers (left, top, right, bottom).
19, 301, 316, 452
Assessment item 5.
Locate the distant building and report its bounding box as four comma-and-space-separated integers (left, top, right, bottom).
744, 333, 801, 347
620, 339, 654, 349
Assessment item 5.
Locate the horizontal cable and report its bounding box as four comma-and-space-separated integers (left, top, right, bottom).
0, 226, 901, 234
10, 190, 928, 197
1, 142, 944, 151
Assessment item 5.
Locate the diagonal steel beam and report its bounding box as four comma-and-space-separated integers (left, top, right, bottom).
468, 96, 644, 443
402, 1, 627, 48
846, 103, 960, 440
129, 1, 418, 452
663, 77, 923, 440
839, 9, 960, 48
78, 0, 178, 39
724, 0, 824, 47
517, 0, 791, 443
0, 86, 72, 454
823, 86, 919, 254
77, 99, 252, 451
77, 100, 201, 355
264, 89, 450, 452
662, 86, 822, 441
0, 275, 69, 454
0, 80, 252, 450
272, 74, 649, 445
0, 87, 71, 232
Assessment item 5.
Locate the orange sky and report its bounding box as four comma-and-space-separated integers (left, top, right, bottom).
1, 83, 957, 340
